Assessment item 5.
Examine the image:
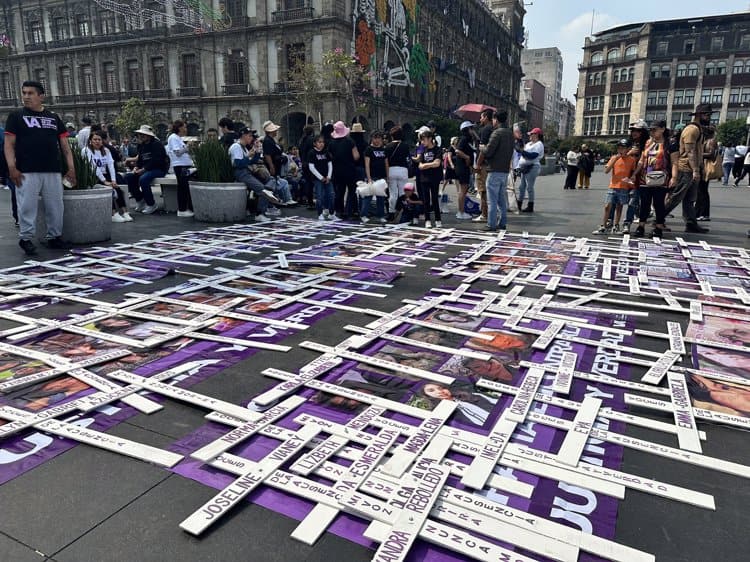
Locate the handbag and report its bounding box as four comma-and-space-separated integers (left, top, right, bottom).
703, 151, 722, 181
645, 171, 668, 187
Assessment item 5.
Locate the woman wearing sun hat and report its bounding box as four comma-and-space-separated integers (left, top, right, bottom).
328, 120, 360, 219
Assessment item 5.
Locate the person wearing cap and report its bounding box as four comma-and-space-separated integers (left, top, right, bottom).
66, 122, 77, 138
230, 127, 275, 222
125, 124, 168, 215
664, 103, 712, 233
5, 80, 76, 255
564, 145, 580, 190
350, 121, 368, 182
476, 110, 514, 231
592, 139, 636, 234
454, 121, 476, 219
328, 120, 360, 219
261, 120, 295, 209
617, 119, 650, 230
517, 127, 544, 213
427, 120, 441, 147
395, 182, 422, 225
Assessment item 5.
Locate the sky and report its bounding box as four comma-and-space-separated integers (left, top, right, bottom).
524, 1, 750, 100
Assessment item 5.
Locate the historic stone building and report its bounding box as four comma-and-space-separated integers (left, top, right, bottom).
0, 0, 525, 145
576, 12, 750, 139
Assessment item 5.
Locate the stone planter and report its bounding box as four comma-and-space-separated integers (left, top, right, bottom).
37, 185, 113, 244
189, 181, 247, 223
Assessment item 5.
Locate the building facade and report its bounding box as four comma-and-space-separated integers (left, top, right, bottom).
576, 12, 750, 139
520, 46, 563, 132
519, 78, 544, 130
558, 97, 575, 138
0, 0, 525, 145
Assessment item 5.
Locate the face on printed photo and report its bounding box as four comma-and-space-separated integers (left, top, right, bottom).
688, 374, 750, 418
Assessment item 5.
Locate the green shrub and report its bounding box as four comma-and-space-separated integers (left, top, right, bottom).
192, 140, 234, 183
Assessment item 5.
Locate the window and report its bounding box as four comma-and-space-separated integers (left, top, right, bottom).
674, 89, 684, 105
684, 89, 695, 105
594, 72, 601, 86
647, 91, 657, 105
730, 87, 740, 103
29, 20, 43, 44
585, 96, 603, 110
705, 62, 716, 76
671, 112, 690, 129
76, 13, 90, 36
688, 63, 698, 77
607, 49, 620, 62
100, 12, 116, 34
102, 62, 116, 92
661, 64, 671, 78
711, 37, 724, 52
717, 62, 727, 75
656, 41, 668, 56
746, 60, 750, 74
227, 49, 246, 84
286, 43, 305, 79
610, 93, 631, 110
700, 89, 711, 104
742, 88, 750, 103
657, 90, 668, 105
590, 52, 603, 65
79, 64, 94, 94
677, 64, 687, 77
588, 73, 595, 86
0, 72, 12, 99
650, 64, 660, 78
52, 17, 68, 41
33, 68, 47, 93
150, 57, 167, 89
741, 35, 750, 50
181, 54, 199, 87
126, 59, 142, 90
612, 69, 620, 82
608, 114, 628, 135
733, 60, 744, 74
224, 0, 244, 18
59, 66, 72, 96
684, 40, 695, 54
625, 45, 638, 60
628, 67, 635, 81
712, 89, 722, 104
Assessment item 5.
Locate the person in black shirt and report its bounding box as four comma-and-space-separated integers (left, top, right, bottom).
328, 121, 360, 219
298, 125, 316, 208
473, 108, 494, 222
384, 125, 411, 219
417, 130, 443, 228
454, 121, 476, 220
218, 117, 238, 149
307, 134, 334, 220
361, 130, 389, 223
4, 80, 75, 255
261, 120, 294, 206
351, 122, 368, 182
395, 182, 423, 224
125, 125, 168, 214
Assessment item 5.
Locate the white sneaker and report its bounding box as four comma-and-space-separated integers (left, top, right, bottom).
318, 214, 326, 221
141, 204, 158, 214
472, 215, 485, 222
435, 220, 442, 228
592, 225, 608, 235
177, 210, 194, 217
134, 200, 146, 212
331, 214, 342, 221
121, 212, 134, 222
411, 218, 419, 225
361, 216, 370, 224
323, 209, 330, 219
255, 213, 271, 223
285, 199, 298, 206
455, 212, 463, 219
261, 189, 281, 204
379, 217, 387, 224
425, 220, 432, 228
111, 213, 126, 223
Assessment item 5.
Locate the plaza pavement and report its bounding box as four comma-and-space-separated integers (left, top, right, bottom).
0, 171, 748, 561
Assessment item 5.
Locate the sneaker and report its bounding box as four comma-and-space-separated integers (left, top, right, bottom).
472, 215, 486, 222
592, 225, 608, 235
605, 220, 612, 229
284, 199, 298, 206
411, 218, 419, 226
696, 216, 710, 222
133, 200, 146, 212
622, 222, 630, 232
45, 237, 69, 249
142, 204, 158, 215
261, 189, 281, 204
651, 228, 663, 239
14, 220, 19, 228
612, 224, 621, 233
112, 213, 126, 223
425, 220, 432, 228
435, 220, 442, 228
378, 217, 387, 224
318, 214, 325, 221
255, 213, 271, 223
361, 216, 370, 224
266, 207, 281, 217
331, 214, 342, 221
177, 210, 195, 217
322, 209, 330, 219
634, 226, 645, 237
19, 239, 36, 255
121, 212, 134, 222
685, 222, 709, 233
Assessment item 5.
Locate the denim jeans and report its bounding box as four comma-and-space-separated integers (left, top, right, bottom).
234, 168, 268, 213
517, 164, 540, 203
127, 169, 165, 206
360, 195, 385, 218
486, 171, 508, 229
722, 162, 734, 185
314, 179, 334, 215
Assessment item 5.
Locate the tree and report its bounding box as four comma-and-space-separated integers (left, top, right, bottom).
322, 48, 372, 117
287, 57, 323, 124
716, 119, 749, 147
114, 98, 153, 140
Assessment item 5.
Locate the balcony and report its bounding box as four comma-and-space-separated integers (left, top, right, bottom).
98, 91, 121, 102
273, 81, 300, 94
24, 42, 46, 52
223, 84, 252, 95
271, 7, 314, 23
178, 87, 203, 97
227, 15, 251, 28
77, 93, 98, 103
147, 88, 172, 99
0, 98, 17, 107
55, 95, 77, 104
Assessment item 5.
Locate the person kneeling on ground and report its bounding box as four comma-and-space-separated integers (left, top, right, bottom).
395, 182, 423, 224
593, 139, 636, 234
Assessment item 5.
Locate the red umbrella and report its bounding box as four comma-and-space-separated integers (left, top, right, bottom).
454, 103, 496, 123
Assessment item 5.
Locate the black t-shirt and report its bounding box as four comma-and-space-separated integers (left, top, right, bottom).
455, 136, 475, 174
220, 131, 238, 149
137, 138, 169, 172
262, 135, 284, 174
328, 137, 357, 178
352, 134, 367, 169
385, 141, 410, 168
479, 124, 493, 145
5, 107, 67, 173
307, 148, 332, 179
419, 145, 443, 183
299, 134, 314, 164
365, 145, 388, 180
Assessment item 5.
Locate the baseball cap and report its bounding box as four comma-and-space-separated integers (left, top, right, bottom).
459, 121, 474, 130
617, 138, 631, 147
239, 127, 258, 137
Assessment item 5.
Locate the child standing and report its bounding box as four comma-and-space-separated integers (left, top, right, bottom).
362, 130, 389, 223
307, 135, 334, 221
593, 139, 636, 234
417, 131, 444, 228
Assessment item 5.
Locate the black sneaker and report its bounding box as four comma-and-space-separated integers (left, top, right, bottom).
45, 236, 70, 249
634, 226, 645, 237
685, 222, 709, 234
19, 239, 36, 255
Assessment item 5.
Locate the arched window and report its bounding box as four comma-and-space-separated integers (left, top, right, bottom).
613, 69, 620, 82
661, 64, 671, 78
717, 61, 727, 75
78, 64, 94, 94
688, 63, 698, 76
650, 64, 660, 78
628, 67, 635, 81
705, 62, 715, 76
624, 45, 638, 60
677, 63, 687, 77
58, 66, 72, 96
591, 52, 603, 65
588, 72, 595, 85
733, 60, 744, 74
607, 48, 620, 62
594, 72, 601, 85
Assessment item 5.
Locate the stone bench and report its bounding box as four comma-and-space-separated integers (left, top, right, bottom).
155, 175, 179, 213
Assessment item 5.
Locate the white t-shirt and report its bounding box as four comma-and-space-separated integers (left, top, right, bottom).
566, 150, 580, 166
228, 141, 248, 163
83, 146, 116, 183
167, 133, 193, 167
519, 141, 544, 167
77, 126, 91, 150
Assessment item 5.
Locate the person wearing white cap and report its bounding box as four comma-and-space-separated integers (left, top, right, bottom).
454, 121, 476, 219
328, 120, 360, 219
261, 120, 296, 210
125, 124, 169, 214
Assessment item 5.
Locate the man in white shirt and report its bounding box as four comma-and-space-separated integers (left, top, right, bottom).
77, 116, 92, 149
